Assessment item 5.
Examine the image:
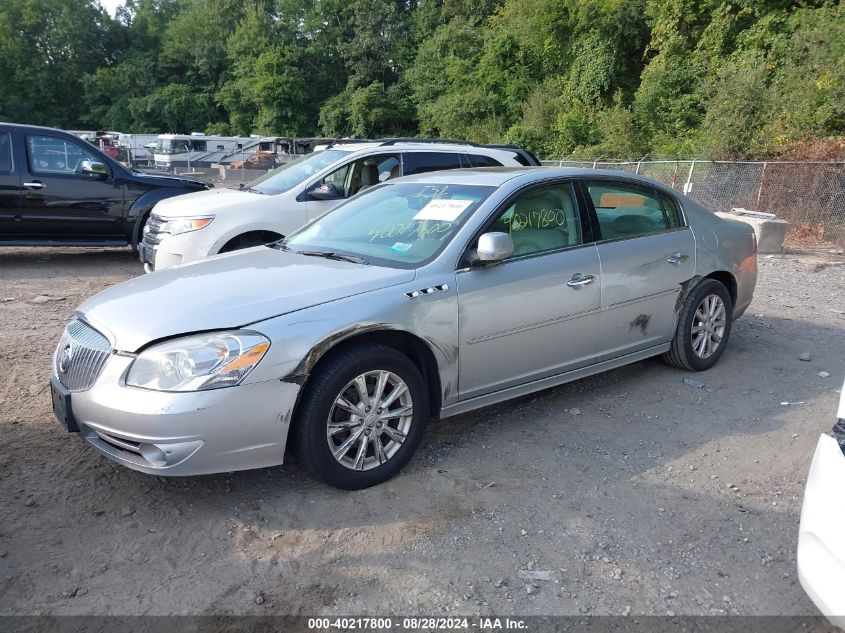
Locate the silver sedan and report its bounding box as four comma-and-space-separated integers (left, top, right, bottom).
50, 168, 757, 489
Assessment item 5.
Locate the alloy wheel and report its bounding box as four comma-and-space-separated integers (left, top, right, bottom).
326, 370, 414, 471
691, 294, 727, 359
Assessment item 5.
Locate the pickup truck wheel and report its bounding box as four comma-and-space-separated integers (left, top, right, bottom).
663, 278, 733, 371
219, 231, 281, 253
131, 213, 150, 254
292, 343, 429, 489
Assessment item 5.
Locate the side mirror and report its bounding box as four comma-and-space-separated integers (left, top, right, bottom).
476, 232, 514, 263
308, 183, 340, 201
80, 160, 108, 177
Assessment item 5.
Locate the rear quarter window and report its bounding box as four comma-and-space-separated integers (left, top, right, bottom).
0, 133, 11, 172
466, 154, 503, 168
403, 152, 464, 176
658, 191, 684, 228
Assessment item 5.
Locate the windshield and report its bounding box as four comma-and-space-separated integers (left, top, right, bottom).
284, 182, 495, 267
248, 149, 349, 195
155, 140, 182, 155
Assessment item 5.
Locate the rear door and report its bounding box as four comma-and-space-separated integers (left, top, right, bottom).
20, 133, 125, 241
579, 178, 695, 361
0, 128, 22, 239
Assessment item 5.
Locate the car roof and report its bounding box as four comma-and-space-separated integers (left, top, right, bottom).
0, 122, 74, 134
330, 142, 518, 155
390, 166, 681, 192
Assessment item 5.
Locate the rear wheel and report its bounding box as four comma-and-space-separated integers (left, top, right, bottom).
663, 278, 733, 371
292, 343, 429, 489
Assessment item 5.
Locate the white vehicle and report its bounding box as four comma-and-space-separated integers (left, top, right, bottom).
139, 140, 538, 271
153, 133, 257, 169
798, 378, 845, 628
117, 133, 159, 166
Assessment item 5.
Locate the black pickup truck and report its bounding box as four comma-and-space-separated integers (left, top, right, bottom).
0, 123, 210, 247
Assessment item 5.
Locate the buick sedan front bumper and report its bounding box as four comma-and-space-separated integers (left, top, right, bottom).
59, 354, 301, 476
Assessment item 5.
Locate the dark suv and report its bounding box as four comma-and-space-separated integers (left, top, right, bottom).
0, 123, 210, 247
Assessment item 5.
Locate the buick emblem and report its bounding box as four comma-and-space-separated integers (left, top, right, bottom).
58, 343, 73, 374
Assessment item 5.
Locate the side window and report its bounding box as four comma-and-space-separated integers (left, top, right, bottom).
0, 133, 11, 173
466, 154, 503, 168
488, 182, 582, 258
26, 135, 101, 175
658, 191, 684, 228
188, 140, 207, 152
318, 153, 400, 198
402, 152, 463, 176
584, 180, 672, 240
322, 163, 352, 196
377, 156, 400, 182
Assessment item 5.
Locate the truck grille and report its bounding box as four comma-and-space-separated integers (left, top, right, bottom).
142, 214, 166, 247
54, 319, 112, 392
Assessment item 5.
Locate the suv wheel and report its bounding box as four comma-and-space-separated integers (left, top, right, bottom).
292, 343, 429, 489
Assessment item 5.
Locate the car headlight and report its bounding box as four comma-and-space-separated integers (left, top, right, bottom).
125, 331, 270, 392
160, 217, 213, 236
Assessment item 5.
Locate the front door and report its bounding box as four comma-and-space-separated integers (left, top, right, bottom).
456, 181, 601, 399
305, 153, 401, 221
580, 178, 695, 360
20, 133, 124, 240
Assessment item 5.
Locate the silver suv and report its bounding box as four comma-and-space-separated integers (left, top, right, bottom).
139, 140, 536, 271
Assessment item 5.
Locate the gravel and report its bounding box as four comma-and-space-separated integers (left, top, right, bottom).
0, 246, 843, 616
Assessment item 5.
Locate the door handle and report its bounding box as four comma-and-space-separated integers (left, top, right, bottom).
23, 181, 45, 189
667, 252, 689, 264
566, 273, 595, 287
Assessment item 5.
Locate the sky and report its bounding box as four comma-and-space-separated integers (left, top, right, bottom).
99, 0, 125, 17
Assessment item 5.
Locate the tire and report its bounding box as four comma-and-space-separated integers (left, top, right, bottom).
131, 212, 150, 254
292, 343, 429, 489
663, 278, 733, 371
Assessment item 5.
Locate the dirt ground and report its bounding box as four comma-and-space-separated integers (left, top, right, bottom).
0, 246, 843, 618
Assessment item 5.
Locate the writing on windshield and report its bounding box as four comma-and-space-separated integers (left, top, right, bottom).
285, 182, 496, 267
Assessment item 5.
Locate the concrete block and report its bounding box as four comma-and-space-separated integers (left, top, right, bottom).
716, 208, 789, 254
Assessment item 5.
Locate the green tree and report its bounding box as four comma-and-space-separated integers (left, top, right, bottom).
128, 83, 217, 132
0, 0, 120, 126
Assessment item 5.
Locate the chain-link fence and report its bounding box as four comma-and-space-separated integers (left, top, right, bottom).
141, 157, 845, 243
540, 159, 845, 245
136, 166, 271, 188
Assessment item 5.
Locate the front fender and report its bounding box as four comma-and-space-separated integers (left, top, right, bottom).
128, 189, 197, 247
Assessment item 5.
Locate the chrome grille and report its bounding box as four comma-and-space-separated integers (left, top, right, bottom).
54, 319, 112, 391
142, 214, 165, 247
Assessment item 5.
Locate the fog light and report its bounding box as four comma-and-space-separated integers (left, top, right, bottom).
139, 443, 167, 467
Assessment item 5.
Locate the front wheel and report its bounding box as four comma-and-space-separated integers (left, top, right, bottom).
292, 343, 429, 489
663, 278, 733, 371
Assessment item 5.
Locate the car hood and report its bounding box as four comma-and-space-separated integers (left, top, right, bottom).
153, 187, 266, 217
129, 170, 210, 190
77, 248, 415, 352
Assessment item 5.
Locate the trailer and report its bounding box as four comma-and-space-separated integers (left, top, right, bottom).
153, 133, 258, 170
117, 133, 159, 166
